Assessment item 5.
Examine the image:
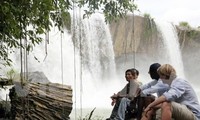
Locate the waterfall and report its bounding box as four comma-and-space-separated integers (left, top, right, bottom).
70, 11, 118, 112
155, 21, 185, 78
6, 11, 117, 120
2, 14, 187, 119
72, 11, 116, 81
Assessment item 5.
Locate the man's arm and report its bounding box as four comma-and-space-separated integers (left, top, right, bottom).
144, 95, 167, 113
140, 80, 157, 91
142, 80, 169, 96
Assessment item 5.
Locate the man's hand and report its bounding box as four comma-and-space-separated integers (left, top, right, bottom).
110, 93, 118, 106
143, 106, 152, 117
111, 93, 118, 99
111, 99, 116, 106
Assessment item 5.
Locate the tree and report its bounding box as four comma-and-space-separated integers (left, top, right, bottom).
179, 21, 191, 29
0, 0, 137, 67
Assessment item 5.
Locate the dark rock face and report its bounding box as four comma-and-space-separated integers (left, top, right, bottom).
9, 82, 73, 120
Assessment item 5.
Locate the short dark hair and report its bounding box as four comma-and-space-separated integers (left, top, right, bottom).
149, 63, 161, 73
149, 63, 161, 80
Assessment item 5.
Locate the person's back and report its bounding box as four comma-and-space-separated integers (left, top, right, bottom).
163, 77, 200, 119
137, 63, 169, 120
141, 79, 169, 97
139, 63, 169, 97
141, 64, 200, 120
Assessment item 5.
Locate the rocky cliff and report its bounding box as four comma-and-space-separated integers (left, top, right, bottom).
109, 15, 160, 57
109, 15, 200, 84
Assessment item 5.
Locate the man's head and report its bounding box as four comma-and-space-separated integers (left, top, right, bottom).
149, 63, 161, 80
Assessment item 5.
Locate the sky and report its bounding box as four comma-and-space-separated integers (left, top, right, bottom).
135, 0, 200, 27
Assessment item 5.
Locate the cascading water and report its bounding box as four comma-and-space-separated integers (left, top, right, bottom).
155, 21, 200, 101
6, 10, 118, 118
72, 11, 116, 81
155, 21, 185, 78
70, 11, 119, 118
1, 13, 189, 119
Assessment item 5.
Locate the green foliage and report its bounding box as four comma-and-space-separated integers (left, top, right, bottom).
78, 115, 103, 120
61, 11, 71, 31
142, 14, 157, 41
179, 22, 199, 39
78, 0, 137, 23
0, 0, 137, 66
179, 21, 191, 29
0, 0, 71, 66
6, 68, 17, 81
143, 13, 152, 19
187, 30, 199, 39
77, 107, 104, 120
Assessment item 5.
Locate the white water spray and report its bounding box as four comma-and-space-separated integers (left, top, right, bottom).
1, 15, 188, 119
156, 21, 185, 78
6, 11, 117, 119
71, 11, 118, 110
72, 11, 116, 81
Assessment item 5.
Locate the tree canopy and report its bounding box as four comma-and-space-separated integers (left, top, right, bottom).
0, 0, 137, 67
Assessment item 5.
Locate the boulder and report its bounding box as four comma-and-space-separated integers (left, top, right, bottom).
9, 82, 73, 120
27, 71, 50, 84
